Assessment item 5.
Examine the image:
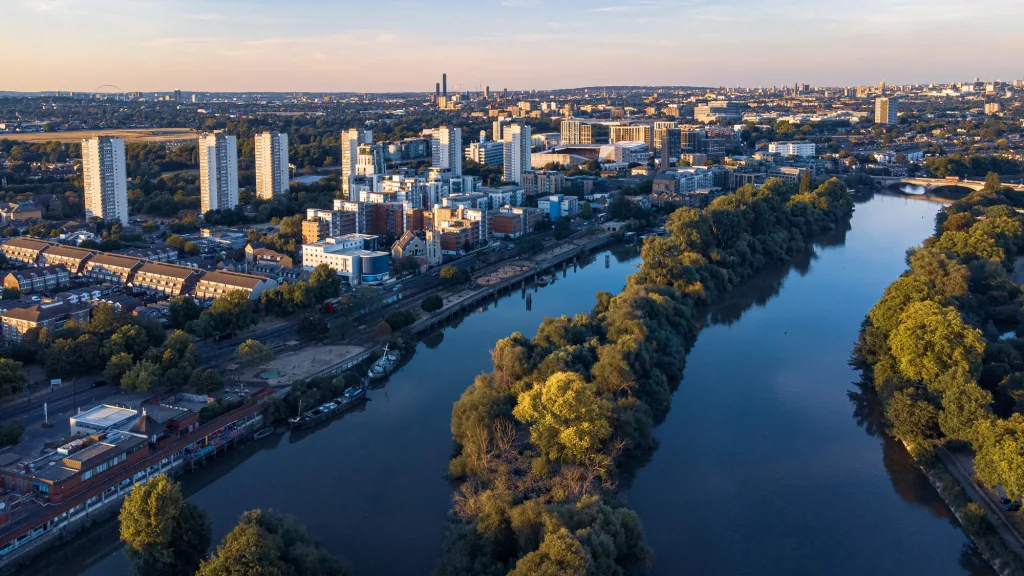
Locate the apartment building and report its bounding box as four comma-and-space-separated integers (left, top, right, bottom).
1, 300, 91, 342
1, 237, 56, 266
199, 132, 239, 212
520, 171, 567, 196
83, 253, 145, 287
192, 270, 277, 302
81, 136, 129, 225
768, 142, 816, 158
39, 245, 97, 275
3, 265, 71, 294
502, 124, 532, 184
130, 262, 202, 297
255, 132, 289, 200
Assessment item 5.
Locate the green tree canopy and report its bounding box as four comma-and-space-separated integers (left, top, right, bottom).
513, 371, 613, 465
119, 474, 212, 576
237, 339, 274, 369
888, 301, 985, 389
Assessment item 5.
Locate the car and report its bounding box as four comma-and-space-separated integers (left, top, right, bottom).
1000, 496, 1012, 505
91, 380, 107, 388
1003, 501, 1021, 512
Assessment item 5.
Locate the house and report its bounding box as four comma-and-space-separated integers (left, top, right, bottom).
391, 230, 442, 267
0, 237, 56, 266
130, 262, 203, 297
0, 300, 91, 342
3, 265, 71, 294
192, 270, 278, 302
0, 203, 42, 223
245, 243, 294, 269
83, 254, 145, 287
38, 245, 97, 275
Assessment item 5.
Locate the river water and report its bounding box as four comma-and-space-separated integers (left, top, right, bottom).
26, 193, 991, 576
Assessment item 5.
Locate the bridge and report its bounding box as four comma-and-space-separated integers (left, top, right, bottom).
872, 176, 1024, 193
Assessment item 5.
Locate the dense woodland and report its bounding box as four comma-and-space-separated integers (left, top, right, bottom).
438, 177, 854, 575
852, 175, 1024, 500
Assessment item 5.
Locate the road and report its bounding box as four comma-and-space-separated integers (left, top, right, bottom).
0, 382, 120, 427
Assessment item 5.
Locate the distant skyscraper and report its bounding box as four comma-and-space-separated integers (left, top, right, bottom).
493, 117, 510, 142
341, 128, 373, 197
81, 136, 128, 225
174, 89, 181, 102
435, 83, 440, 99
442, 73, 447, 98
875, 97, 897, 125
431, 126, 463, 177
484, 86, 490, 99
356, 143, 385, 176
503, 124, 531, 184
255, 132, 289, 200
660, 128, 681, 169
199, 132, 239, 213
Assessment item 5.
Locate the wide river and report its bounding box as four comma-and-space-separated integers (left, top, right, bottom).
26, 192, 991, 576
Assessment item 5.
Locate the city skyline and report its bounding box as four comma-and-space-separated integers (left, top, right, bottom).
4, 0, 1024, 92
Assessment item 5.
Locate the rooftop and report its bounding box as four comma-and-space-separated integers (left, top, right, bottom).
88, 253, 145, 269
196, 270, 266, 289
135, 261, 202, 280
71, 404, 138, 429
2, 237, 55, 251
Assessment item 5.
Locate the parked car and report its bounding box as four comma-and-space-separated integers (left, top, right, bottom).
91, 380, 107, 388
1000, 496, 1012, 505
1003, 501, 1021, 512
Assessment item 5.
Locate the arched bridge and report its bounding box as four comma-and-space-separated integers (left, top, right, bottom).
873, 176, 1024, 193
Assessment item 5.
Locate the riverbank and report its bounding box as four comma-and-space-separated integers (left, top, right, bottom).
912, 444, 1024, 576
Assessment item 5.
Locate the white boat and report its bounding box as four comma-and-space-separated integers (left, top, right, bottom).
367, 344, 401, 381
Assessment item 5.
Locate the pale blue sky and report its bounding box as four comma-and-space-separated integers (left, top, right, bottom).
4, 0, 1022, 92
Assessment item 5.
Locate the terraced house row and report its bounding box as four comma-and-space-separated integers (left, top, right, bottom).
0, 236, 278, 341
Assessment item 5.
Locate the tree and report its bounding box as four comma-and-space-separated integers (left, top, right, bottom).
167, 296, 202, 329
0, 421, 23, 446
886, 389, 940, 443
189, 368, 224, 393
119, 474, 212, 576
799, 170, 813, 195
385, 310, 416, 330
421, 294, 444, 313
513, 371, 613, 464
508, 522, 587, 576
237, 339, 274, 369
0, 358, 28, 399
440, 265, 463, 286
106, 324, 152, 360
579, 202, 593, 220
197, 510, 347, 576
206, 290, 255, 335
983, 171, 1002, 193
1, 287, 21, 300
105, 352, 135, 385
309, 263, 342, 302
888, 301, 985, 389
121, 361, 160, 393
298, 314, 329, 339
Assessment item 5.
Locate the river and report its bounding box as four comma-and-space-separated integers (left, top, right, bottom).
25, 193, 992, 576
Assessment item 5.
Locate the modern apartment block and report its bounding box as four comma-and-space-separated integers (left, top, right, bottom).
255, 132, 289, 200
768, 142, 816, 158
465, 140, 504, 166
199, 132, 239, 213
560, 119, 593, 145
82, 253, 145, 286
341, 128, 373, 198
502, 124, 532, 184
81, 136, 129, 225
130, 262, 202, 297
431, 126, 462, 177
875, 97, 898, 125
609, 124, 652, 147
192, 270, 277, 302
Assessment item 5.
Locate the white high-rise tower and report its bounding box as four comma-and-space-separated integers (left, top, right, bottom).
431, 126, 462, 177
502, 124, 531, 184
81, 136, 129, 225
255, 132, 289, 200
875, 97, 898, 125
199, 132, 239, 213
341, 128, 373, 197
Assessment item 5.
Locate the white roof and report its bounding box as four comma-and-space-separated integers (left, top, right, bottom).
71, 404, 138, 428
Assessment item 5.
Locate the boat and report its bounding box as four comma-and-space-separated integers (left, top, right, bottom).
367, 344, 401, 381
288, 400, 341, 429
338, 385, 367, 409
536, 275, 550, 287
253, 428, 273, 440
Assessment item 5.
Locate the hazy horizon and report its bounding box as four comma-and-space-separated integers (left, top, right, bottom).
4, 0, 1023, 93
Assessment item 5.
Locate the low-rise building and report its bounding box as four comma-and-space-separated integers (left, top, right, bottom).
3, 265, 71, 294
83, 253, 144, 287
38, 245, 97, 275
130, 262, 203, 297
768, 142, 816, 158
537, 194, 580, 220
391, 230, 442, 267
1, 237, 56, 266
0, 202, 43, 223
302, 219, 330, 244
244, 244, 294, 269
192, 270, 277, 302
0, 300, 91, 342
117, 247, 178, 263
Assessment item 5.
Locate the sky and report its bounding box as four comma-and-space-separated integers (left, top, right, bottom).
4, 0, 1023, 93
